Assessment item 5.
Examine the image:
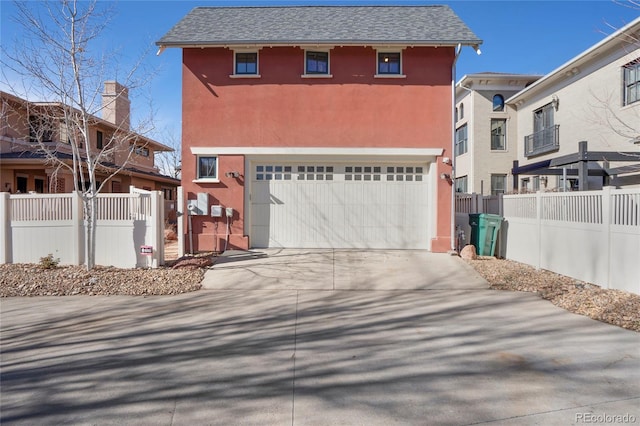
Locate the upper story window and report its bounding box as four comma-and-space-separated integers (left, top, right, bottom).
493, 94, 505, 111
459, 103, 464, 119
131, 144, 149, 157
377, 51, 402, 76
197, 155, 218, 180
525, 103, 559, 157
455, 124, 468, 156
96, 130, 103, 149
623, 59, 639, 106
29, 115, 53, 143
234, 52, 258, 75
491, 119, 506, 150
305, 51, 329, 75
455, 107, 458, 122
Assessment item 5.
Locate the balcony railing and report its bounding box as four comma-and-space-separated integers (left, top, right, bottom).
524, 124, 559, 157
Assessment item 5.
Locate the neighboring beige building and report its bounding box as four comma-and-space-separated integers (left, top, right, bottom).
0, 82, 179, 198
509, 17, 640, 191
454, 73, 541, 195
457, 17, 640, 193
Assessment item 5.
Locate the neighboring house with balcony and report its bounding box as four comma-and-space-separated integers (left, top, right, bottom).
0, 82, 180, 199
454, 73, 541, 195
457, 17, 639, 194
157, 5, 481, 252
509, 17, 640, 191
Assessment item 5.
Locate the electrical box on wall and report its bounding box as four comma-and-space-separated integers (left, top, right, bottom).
211, 205, 223, 217
186, 192, 209, 215
225, 207, 233, 217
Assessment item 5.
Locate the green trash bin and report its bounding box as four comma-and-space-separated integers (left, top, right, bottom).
469, 213, 503, 256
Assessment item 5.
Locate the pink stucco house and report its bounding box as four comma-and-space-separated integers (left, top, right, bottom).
157, 5, 481, 252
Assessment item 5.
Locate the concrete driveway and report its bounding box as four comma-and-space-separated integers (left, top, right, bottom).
1, 249, 639, 425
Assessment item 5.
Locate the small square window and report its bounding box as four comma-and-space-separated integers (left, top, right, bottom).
377, 52, 401, 75
306, 51, 329, 74
198, 156, 217, 179
235, 52, 258, 75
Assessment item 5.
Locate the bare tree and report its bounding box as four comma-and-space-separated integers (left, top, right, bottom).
155, 127, 182, 179
1, 0, 155, 269
591, 0, 640, 148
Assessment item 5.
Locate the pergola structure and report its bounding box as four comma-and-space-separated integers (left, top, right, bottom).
512, 141, 640, 191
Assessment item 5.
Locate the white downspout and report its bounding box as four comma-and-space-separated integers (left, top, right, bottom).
450, 44, 462, 252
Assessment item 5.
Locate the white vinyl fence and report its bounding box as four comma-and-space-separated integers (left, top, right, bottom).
503, 188, 639, 295
455, 189, 640, 295
0, 189, 164, 268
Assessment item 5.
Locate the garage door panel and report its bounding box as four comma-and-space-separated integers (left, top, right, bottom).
250, 162, 431, 249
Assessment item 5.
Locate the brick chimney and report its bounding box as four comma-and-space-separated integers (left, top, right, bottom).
102, 81, 130, 130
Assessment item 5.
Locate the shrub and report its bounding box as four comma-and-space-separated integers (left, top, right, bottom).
39, 253, 60, 269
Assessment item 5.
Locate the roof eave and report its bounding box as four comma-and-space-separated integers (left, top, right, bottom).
507, 17, 640, 105
156, 40, 482, 49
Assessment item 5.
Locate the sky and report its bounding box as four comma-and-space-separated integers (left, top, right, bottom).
1, 0, 639, 143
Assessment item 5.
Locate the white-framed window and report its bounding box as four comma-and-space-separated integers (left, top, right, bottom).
491, 119, 507, 151
232, 50, 259, 77
493, 94, 505, 111
376, 50, 405, 77
455, 175, 468, 193
196, 155, 218, 181
490, 174, 506, 195
455, 124, 468, 156
623, 59, 639, 106
130, 145, 149, 157
304, 50, 331, 76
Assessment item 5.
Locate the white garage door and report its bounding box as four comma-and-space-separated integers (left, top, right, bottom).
250, 162, 431, 249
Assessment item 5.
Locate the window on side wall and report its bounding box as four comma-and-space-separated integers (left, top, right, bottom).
491, 174, 506, 195
623, 59, 639, 106
455, 175, 468, 193
197, 156, 218, 180
305, 51, 329, 75
455, 124, 468, 156
234, 52, 258, 75
377, 52, 401, 75
97, 130, 103, 149
491, 119, 506, 150
493, 94, 505, 111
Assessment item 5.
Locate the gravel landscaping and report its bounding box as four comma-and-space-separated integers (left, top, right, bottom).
1, 253, 638, 333
466, 257, 640, 332
0, 256, 211, 297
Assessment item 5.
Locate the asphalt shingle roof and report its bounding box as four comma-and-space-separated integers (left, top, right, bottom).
157, 6, 482, 47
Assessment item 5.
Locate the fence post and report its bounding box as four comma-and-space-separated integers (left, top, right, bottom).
177, 186, 184, 258
0, 193, 10, 263
157, 191, 165, 267
472, 193, 480, 213
536, 191, 542, 270
603, 186, 612, 289
150, 191, 159, 268
72, 191, 84, 266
